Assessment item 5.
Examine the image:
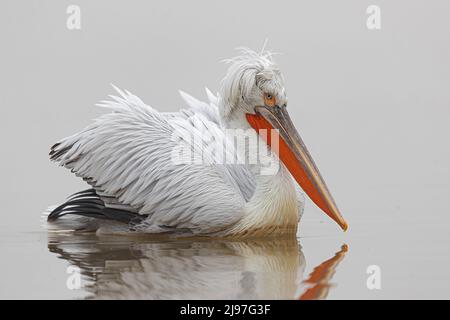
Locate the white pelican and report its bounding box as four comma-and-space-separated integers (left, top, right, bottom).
48, 48, 347, 237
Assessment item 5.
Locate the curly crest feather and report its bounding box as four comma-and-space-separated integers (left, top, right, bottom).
219, 48, 285, 120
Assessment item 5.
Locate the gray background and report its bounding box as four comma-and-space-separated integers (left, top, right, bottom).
1, 0, 449, 299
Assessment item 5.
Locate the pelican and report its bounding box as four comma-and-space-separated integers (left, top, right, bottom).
48, 48, 347, 237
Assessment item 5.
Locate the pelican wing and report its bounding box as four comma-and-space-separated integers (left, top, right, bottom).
50, 87, 253, 234
176, 88, 220, 124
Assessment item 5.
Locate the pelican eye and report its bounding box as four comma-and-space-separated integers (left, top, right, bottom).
264, 93, 276, 107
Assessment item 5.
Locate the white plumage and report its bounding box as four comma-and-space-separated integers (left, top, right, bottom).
48, 48, 339, 237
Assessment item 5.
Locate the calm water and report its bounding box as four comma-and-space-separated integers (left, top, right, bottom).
1, 229, 349, 300
1, 205, 449, 299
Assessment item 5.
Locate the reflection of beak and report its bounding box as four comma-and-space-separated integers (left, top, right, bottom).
299, 244, 349, 300
246, 105, 348, 231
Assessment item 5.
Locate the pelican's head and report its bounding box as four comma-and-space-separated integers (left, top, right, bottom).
219, 48, 348, 231
219, 48, 287, 121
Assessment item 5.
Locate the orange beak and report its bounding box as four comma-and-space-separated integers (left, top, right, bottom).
246, 105, 348, 231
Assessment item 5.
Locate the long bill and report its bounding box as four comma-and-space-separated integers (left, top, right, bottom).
246, 105, 348, 231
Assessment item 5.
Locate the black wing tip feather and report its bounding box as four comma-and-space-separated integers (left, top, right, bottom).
49, 144, 71, 161
47, 189, 146, 225
47, 188, 104, 221
49, 142, 60, 157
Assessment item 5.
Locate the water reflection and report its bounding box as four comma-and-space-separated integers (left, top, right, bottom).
47, 233, 347, 299
299, 245, 348, 300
